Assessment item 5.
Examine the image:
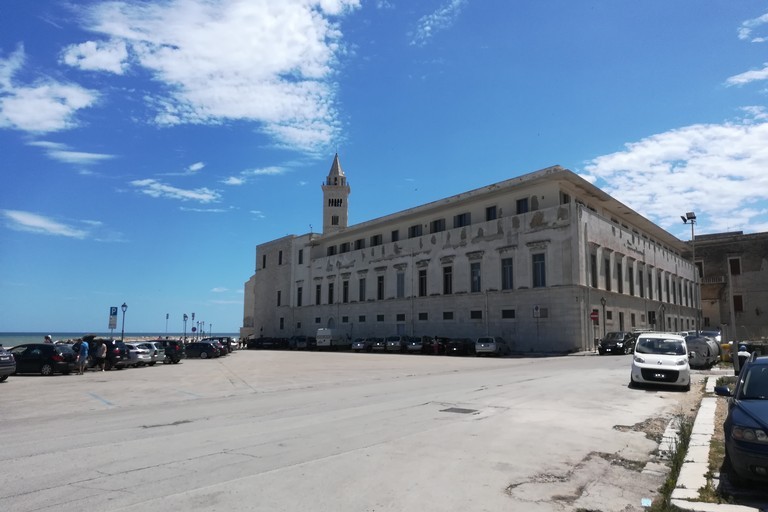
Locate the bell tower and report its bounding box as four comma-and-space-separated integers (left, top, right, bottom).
321, 153, 351, 234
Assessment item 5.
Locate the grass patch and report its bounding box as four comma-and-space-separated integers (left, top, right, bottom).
645, 414, 694, 512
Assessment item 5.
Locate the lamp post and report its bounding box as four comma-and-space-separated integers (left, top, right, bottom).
183, 313, 188, 343
192, 313, 196, 340
600, 297, 607, 339
681, 211, 698, 333
120, 303, 128, 342
660, 304, 666, 331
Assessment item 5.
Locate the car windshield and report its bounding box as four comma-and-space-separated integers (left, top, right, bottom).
605, 332, 625, 340
741, 366, 768, 399
477, 338, 494, 343
635, 338, 686, 355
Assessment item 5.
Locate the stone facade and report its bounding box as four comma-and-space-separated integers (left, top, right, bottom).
241, 158, 698, 353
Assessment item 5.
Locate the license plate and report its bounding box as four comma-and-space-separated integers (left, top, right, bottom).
654, 373, 666, 379
606, 348, 612, 352
0, 356, 9, 360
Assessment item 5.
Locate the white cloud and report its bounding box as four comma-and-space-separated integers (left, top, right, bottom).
211, 287, 228, 292
725, 63, 768, 86
27, 141, 115, 165
738, 11, 768, 42
582, 113, 768, 235
73, 0, 361, 153
188, 162, 205, 172
222, 176, 245, 186
1, 210, 88, 238
130, 179, 221, 203
411, 0, 468, 46
60, 39, 129, 74
0, 46, 100, 133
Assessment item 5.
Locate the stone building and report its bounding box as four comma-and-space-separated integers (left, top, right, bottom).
241, 155, 698, 353
693, 231, 768, 341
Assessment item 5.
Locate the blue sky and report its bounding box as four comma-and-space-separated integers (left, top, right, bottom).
2, 0, 768, 334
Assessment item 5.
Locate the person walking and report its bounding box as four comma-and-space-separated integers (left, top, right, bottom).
76, 338, 89, 375
95, 341, 107, 371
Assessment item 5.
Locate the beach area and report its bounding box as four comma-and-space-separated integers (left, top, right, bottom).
0, 332, 240, 348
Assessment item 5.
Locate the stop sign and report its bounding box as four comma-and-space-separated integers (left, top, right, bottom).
590, 310, 599, 321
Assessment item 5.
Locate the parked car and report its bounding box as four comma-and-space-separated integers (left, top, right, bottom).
446, 338, 475, 356
185, 341, 220, 359
136, 341, 165, 366
371, 338, 387, 352
8, 343, 75, 376
685, 335, 720, 369
405, 337, 424, 354
155, 339, 184, 363
83, 337, 128, 370
211, 340, 230, 355
351, 338, 374, 352
0, 344, 16, 382
714, 354, 768, 486
201, 336, 235, 353
385, 336, 408, 353
475, 336, 510, 356
125, 343, 153, 367
630, 333, 691, 391
288, 336, 308, 350
598, 331, 636, 355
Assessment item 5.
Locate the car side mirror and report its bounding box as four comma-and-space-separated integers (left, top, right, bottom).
714, 385, 732, 397
688, 352, 695, 358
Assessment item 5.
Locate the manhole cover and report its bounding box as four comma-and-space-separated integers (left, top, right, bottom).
440, 407, 477, 414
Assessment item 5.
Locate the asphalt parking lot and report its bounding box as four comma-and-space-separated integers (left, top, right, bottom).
1, 350, 706, 512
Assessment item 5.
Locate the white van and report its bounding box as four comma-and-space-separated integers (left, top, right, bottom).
315, 328, 349, 350
630, 332, 691, 391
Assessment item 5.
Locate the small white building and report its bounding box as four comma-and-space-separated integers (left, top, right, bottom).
242, 155, 698, 353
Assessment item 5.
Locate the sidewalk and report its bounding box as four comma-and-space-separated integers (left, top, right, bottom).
670, 375, 767, 512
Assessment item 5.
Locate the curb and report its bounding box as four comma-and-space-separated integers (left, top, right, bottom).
669, 376, 765, 512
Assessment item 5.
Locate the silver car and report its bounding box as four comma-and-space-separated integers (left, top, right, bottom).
137, 342, 165, 366
475, 336, 511, 356
125, 343, 153, 367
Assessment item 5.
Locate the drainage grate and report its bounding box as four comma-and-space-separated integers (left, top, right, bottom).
440, 407, 477, 414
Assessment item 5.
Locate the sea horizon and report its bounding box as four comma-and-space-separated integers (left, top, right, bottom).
0, 331, 241, 348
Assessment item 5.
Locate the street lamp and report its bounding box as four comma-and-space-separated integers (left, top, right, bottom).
600, 297, 607, 339
660, 304, 666, 331
192, 312, 196, 340
120, 303, 128, 342
183, 313, 188, 343
681, 211, 698, 333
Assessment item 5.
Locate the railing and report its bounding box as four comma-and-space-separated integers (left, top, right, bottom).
700, 276, 725, 284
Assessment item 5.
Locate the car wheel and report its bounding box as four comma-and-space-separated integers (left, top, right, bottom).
0, 375, 8, 382
148, 362, 156, 366
40, 363, 54, 376
200, 351, 209, 359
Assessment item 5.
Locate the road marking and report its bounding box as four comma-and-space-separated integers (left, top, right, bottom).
87, 392, 115, 407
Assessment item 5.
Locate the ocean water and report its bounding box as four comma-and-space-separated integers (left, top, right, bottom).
0, 332, 241, 348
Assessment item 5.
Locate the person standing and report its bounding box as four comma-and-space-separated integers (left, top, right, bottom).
76, 338, 89, 375
95, 341, 107, 371
44, 335, 53, 344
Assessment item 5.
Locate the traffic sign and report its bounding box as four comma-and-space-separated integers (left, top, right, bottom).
590, 310, 599, 321
108, 306, 118, 330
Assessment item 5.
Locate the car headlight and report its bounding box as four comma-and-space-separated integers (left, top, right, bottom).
634, 356, 645, 363
732, 426, 768, 444
676, 359, 687, 366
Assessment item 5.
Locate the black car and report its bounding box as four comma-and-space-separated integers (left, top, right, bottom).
446, 338, 475, 356
0, 344, 16, 382
185, 341, 220, 359
598, 331, 637, 355
81, 336, 128, 370
201, 337, 235, 353
8, 343, 75, 376
715, 353, 768, 486
155, 339, 185, 363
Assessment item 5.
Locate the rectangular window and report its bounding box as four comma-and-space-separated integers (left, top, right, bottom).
638, 268, 644, 297
342, 280, 349, 303
695, 261, 703, 279
418, 312, 428, 321
590, 255, 598, 288
328, 282, 334, 304
315, 317, 321, 324
532, 253, 546, 288
648, 271, 653, 299
443, 266, 453, 294
501, 258, 514, 290
470, 310, 482, 320
604, 258, 611, 291
359, 278, 366, 301
342, 316, 348, 323
297, 286, 303, 307
298, 249, 303, 265
470, 262, 481, 293
617, 262, 623, 294
377, 275, 384, 300
370, 234, 382, 246
358, 315, 366, 323
516, 198, 529, 214
315, 284, 321, 305
396, 272, 405, 298
262, 254, 267, 268
354, 238, 365, 250
560, 192, 571, 204
418, 269, 427, 297
278, 250, 283, 265
391, 229, 399, 242
658, 275, 662, 301
665, 276, 670, 303
443, 311, 454, 320
631, 313, 636, 327
729, 258, 741, 275
485, 205, 497, 221
377, 314, 384, 322
331, 215, 339, 225
408, 224, 422, 238
453, 212, 471, 228
501, 309, 516, 319
734, 294, 744, 313
327, 246, 337, 256
277, 290, 281, 306
279, 317, 284, 329
628, 265, 634, 296
340, 242, 350, 253
396, 313, 406, 322
430, 218, 446, 233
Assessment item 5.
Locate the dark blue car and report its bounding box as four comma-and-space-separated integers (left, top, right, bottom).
715, 354, 768, 486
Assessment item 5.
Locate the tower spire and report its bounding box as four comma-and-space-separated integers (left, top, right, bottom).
321, 154, 351, 234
